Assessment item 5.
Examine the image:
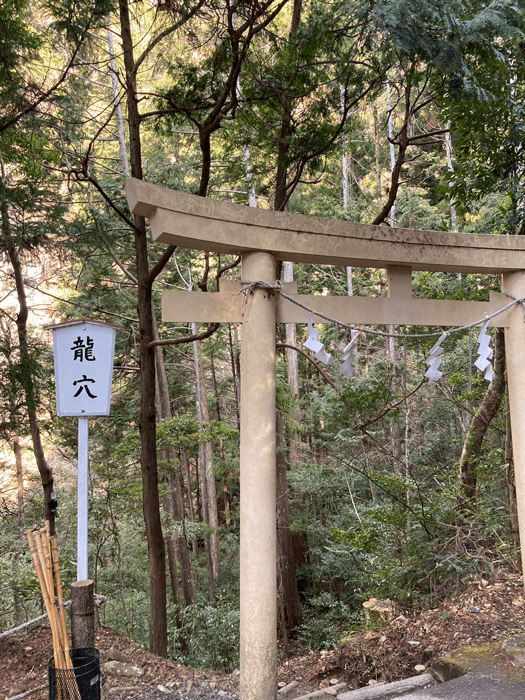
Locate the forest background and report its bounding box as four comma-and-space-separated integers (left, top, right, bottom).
1, 0, 525, 672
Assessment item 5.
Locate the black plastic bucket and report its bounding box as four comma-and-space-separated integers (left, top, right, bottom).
49, 647, 100, 700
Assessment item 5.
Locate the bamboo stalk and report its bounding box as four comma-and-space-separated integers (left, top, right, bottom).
40, 527, 68, 665
27, 526, 81, 700
40, 529, 62, 650
27, 530, 60, 671
33, 529, 65, 669
48, 523, 69, 655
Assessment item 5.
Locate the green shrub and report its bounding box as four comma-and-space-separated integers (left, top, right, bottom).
170, 602, 240, 672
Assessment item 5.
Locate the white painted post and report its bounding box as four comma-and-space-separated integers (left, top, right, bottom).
239, 252, 277, 700
502, 271, 525, 582
46, 319, 119, 583
77, 416, 89, 581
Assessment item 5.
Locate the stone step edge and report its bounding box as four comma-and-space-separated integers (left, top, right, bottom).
337, 674, 435, 700
289, 682, 349, 700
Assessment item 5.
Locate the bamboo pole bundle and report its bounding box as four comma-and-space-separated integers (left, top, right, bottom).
49, 523, 69, 650
27, 525, 81, 700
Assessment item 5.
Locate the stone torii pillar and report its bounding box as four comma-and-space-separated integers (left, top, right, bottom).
502, 271, 525, 571
126, 178, 525, 700
239, 252, 278, 698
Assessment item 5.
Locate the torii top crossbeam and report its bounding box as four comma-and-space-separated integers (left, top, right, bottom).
126, 177, 525, 274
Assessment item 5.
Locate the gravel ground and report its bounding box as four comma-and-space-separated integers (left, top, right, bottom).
121, 689, 239, 700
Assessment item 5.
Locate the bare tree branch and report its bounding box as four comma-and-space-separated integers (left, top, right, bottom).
148, 322, 220, 348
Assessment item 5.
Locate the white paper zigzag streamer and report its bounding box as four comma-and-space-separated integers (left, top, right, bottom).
339, 331, 359, 378
424, 332, 447, 384
475, 321, 493, 382
303, 314, 333, 365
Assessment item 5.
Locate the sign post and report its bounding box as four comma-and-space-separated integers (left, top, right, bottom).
77, 416, 89, 580
46, 319, 119, 581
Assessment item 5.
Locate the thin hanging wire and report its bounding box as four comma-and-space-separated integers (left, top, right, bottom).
239, 279, 525, 340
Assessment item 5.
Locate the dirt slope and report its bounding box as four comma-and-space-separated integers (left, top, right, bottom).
2, 572, 524, 699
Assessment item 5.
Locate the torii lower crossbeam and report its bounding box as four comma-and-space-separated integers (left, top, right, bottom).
125, 178, 525, 700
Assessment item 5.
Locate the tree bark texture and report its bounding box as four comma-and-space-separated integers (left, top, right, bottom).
276, 411, 303, 631
273, 0, 302, 212
458, 328, 506, 513
13, 437, 24, 625
2, 204, 55, 533
71, 580, 95, 649
373, 104, 382, 207
153, 312, 196, 607
119, 0, 167, 656
165, 472, 196, 605
283, 262, 302, 464
269, 3, 305, 642
193, 327, 221, 588
228, 323, 241, 430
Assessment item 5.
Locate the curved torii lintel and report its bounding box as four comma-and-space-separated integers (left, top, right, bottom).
126, 177, 525, 274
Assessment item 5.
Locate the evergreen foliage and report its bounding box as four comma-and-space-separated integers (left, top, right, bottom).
0, 0, 521, 669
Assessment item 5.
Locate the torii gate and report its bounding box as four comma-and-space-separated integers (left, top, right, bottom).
126, 178, 525, 700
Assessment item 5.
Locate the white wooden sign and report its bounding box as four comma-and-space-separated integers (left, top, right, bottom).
48, 319, 117, 416
46, 318, 120, 581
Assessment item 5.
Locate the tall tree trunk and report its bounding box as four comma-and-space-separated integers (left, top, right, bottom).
13, 437, 25, 625
385, 332, 403, 471
119, 0, 167, 656
341, 96, 354, 335
171, 471, 196, 605
163, 492, 181, 607
184, 456, 200, 558
276, 411, 302, 632
193, 324, 221, 589
458, 328, 506, 514
341, 84, 351, 214
270, 0, 305, 638
228, 323, 241, 430
107, 16, 130, 178
283, 262, 302, 464
373, 104, 382, 208
153, 312, 196, 607
273, 0, 302, 212
444, 124, 457, 229
1, 200, 55, 533
386, 79, 396, 227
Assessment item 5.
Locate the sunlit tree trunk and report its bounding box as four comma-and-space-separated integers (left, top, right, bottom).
444, 124, 457, 229
271, 0, 305, 638
373, 104, 382, 208
386, 332, 403, 472
340, 91, 354, 303
283, 262, 302, 464
386, 79, 396, 227
1, 196, 55, 534
106, 16, 130, 178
